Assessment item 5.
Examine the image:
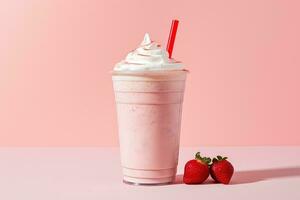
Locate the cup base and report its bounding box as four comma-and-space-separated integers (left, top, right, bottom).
123, 176, 175, 185
122, 167, 176, 185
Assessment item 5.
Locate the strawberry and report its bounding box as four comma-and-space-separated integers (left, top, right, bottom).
210, 155, 234, 184
183, 152, 211, 184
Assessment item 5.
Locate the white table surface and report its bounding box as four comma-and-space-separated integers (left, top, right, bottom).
0, 147, 299, 200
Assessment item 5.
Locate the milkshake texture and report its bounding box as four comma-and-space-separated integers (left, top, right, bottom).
112, 33, 187, 185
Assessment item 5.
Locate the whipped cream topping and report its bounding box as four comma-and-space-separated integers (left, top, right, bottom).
114, 33, 183, 71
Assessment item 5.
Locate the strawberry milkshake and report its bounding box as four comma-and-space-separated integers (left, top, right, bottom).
112, 31, 187, 185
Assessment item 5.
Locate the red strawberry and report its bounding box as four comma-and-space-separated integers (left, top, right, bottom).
183, 152, 211, 184
210, 156, 234, 184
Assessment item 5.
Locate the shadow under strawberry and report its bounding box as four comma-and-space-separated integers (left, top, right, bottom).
231, 166, 300, 184
175, 166, 300, 185
174, 174, 215, 185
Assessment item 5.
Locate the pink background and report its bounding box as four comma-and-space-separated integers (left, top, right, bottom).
1, 0, 300, 146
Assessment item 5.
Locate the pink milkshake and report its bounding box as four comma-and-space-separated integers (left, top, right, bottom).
112, 32, 187, 185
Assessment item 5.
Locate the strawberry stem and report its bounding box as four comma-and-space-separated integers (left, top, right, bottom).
212, 155, 228, 163
195, 152, 211, 165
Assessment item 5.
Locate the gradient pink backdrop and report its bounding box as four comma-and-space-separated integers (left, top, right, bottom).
1, 0, 300, 146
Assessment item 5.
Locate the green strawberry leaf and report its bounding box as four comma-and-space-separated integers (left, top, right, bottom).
195, 152, 201, 160
195, 152, 212, 165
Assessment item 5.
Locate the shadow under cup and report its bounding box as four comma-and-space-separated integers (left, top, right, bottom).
112, 70, 187, 185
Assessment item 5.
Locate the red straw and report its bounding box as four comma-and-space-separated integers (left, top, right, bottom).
166, 19, 179, 58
